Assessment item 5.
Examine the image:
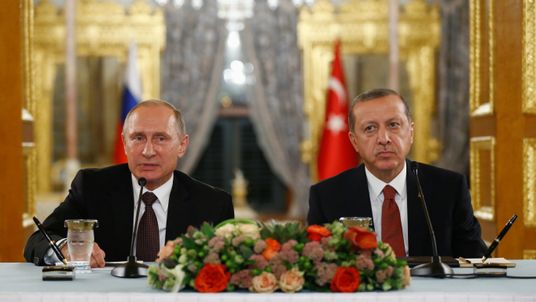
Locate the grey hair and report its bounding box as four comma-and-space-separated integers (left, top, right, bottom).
122, 99, 187, 137
348, 88, 411, 132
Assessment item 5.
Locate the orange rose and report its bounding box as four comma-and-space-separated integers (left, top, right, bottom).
330, 266, 360, 292
194, 264, 230, 292
344, 226, 377, 250
306, 225, 331, 242
262, 238, 281, 260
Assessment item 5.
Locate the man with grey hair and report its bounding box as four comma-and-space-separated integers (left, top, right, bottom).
25, 99, 234, 267
308, 88, 485, 258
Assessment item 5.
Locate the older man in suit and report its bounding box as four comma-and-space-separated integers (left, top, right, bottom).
308, 88, 485, 258
25, 100, 234, 266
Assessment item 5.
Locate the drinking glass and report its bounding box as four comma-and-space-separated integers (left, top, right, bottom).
64, 219, 98, 273
339, 217, 372, 229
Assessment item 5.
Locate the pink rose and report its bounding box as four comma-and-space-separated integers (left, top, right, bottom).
279, 268, 304, 293
156, 239, 181, 263
249, 272, 278, 293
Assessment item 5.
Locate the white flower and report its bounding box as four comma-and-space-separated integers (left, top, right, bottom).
166, 265, 186, 292
237, 223, 260, 240
215, 223, 236, 239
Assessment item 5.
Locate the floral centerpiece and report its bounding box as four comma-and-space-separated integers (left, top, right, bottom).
148, 218, 411, 293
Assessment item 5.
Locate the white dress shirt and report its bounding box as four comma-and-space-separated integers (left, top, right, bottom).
131, 174, 172, 254
365, 162, 409, 256
44, 175, 173, 265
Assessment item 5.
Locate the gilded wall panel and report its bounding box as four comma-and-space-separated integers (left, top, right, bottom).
524, 249, 536, 259
470, 136, 495, 221
523, 0, 536, 113
523, 139, 536, 227
33, 0, 164, 192
469, 0, 494, 115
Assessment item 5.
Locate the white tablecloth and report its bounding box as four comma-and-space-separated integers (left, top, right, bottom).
0, 261, 535, 301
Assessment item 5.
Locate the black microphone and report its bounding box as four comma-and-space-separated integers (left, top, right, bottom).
409, 161, 453, 278
111, 177, 149, 278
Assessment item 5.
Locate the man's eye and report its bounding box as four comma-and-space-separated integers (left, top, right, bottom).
364, 125, 376, 133
134, 135, 144, 141
389, 122, 401, 128
155, 136, 168, 143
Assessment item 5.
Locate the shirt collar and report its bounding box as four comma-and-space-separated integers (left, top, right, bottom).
365, 161, 407, 199
131, 174, 173, 213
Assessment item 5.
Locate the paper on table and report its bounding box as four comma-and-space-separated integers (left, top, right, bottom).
458, 257, 516, 268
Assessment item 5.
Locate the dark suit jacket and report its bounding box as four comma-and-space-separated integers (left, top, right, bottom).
308, 161, 486, 258
24, 164, 234, 265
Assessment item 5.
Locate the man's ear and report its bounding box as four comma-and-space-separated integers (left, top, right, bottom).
177, 134, 189, 158
348, 131, 359, 153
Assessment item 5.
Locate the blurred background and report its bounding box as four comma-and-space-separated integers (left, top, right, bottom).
1, 0, 534, 261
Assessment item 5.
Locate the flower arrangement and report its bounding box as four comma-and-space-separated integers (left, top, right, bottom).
148, 219, 411, 293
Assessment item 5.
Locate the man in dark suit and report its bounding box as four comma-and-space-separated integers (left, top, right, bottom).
308, 88, 485, 258
25, 100, 234, 266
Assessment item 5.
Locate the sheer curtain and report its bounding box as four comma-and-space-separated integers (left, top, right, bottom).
160, 0, 227, 173
437, 0, 470, 174
161, 0, 310, 218
242, 0, 310, 218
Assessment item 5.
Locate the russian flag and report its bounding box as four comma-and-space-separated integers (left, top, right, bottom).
114, 42, 142, 163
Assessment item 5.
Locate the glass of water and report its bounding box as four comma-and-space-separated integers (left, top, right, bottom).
339, 217, 372, 230
64, 219, 98, 273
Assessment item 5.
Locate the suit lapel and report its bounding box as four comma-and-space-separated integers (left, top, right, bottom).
165, 171, 192, 241
406, 160, 428, 256
347, 165, 374, 220
108, 167, 135, 258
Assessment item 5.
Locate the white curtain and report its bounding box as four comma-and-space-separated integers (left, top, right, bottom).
242, 0, 310, 217
161, 0, 227, 173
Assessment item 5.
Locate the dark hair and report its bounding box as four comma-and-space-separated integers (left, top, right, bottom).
122, 99, 187, 137
348, 88, 412, 132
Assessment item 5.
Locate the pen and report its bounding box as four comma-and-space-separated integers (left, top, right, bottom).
482, 214, 517, 263
32, 216, 68, 265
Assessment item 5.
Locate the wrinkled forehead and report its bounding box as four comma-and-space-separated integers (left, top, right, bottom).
354, 96, 408, 122
125, 107, 179, 134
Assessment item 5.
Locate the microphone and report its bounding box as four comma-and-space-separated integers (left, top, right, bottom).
111, 177, 149, 278
409, 161, 453, 278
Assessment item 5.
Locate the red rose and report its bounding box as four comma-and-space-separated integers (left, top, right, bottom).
262, 238, 281, 260
344, 226, 377, 250
330, 266, 360, 292
194, 264, 231, 292
306, 225, 331, 241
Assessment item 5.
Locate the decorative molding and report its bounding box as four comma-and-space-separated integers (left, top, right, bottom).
523, 139, 536, 227
22, 0, 36, 226
469, 0, 494, 116
524, 249, 536, 259
523, 0, 536, 113
298, 0, 440, 177
470, 136, 495, 221
33, 0, 165, 192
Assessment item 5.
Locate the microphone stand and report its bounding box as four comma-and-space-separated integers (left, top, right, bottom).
111, 177, 149, 278
410, 162, 453, 278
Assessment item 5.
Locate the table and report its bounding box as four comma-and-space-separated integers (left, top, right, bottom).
1, 261, 535, 301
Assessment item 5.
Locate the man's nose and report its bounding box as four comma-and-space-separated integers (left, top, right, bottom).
377, 127, 390, 144
142, 140, 155, 157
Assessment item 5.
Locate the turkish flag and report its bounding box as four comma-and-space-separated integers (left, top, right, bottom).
317, 40, 359, 181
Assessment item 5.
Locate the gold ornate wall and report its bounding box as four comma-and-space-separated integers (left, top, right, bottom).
32, 0, 165, 192
298, 0, 440, 178
470, 0, 536, 258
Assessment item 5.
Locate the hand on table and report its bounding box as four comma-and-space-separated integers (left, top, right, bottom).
60, 242, 106, 268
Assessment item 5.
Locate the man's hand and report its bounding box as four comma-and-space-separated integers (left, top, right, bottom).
60, 242, 106, 268
90, 243, 106, 267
